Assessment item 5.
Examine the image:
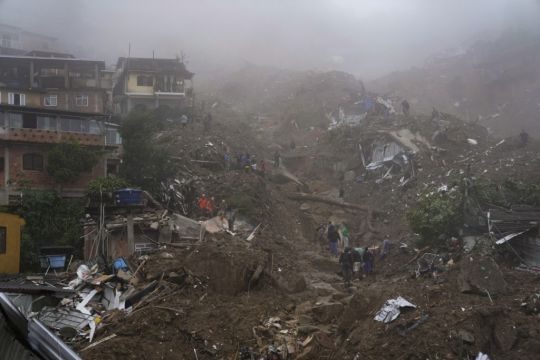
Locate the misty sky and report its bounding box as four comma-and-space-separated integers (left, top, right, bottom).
1, 0, 539, 79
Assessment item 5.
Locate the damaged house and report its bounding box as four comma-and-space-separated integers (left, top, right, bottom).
488, 206, 540, 271
0, 53, 122, 204
113, 57, 194, 114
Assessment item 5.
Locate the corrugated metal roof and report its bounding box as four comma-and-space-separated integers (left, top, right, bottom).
0, 311, 38, 360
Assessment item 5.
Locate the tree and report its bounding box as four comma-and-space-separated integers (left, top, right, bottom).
119, 111, 173, 193
47, 142, 100, 184
15, 189, 85, 271
406, 188, 462, 246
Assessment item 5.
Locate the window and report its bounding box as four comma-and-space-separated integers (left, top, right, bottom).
137, 75, 153, 86
8, 93, 26, 106
7, 112, 23, 128
22, 153, 44, 171
44, 95, 57, 107
106, 129, 122, 145
89, 120, 101, 134
37, 116, 57, 131
75, 95, 88, 107
22, 113, 37, 129
0, 227, 6, 254
70, 118, 82, 132
0, 157, 4, 172
59, 118, 71, 131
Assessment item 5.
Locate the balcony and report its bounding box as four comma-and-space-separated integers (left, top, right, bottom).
0, 128, 105, 146
38, 76, 65, 89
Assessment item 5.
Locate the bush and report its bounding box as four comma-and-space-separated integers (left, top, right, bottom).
87, 177, 131, 199
120, 111, 174, 193
15, 189, 85, 271
47, 142, 100, 184
406, 188, 462, 247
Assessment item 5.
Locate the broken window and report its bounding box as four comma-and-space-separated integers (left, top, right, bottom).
75, 95, 88, 107
8, 92, 26, 106
23, 153, 44, 171
22, 113, 37, 129
137, 75, 153, 87
44, 95, 58, 107
0, 227, 6, 254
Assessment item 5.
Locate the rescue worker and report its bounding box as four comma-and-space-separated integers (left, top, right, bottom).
339, 247, 354, 288
207, 196, 216, 216
340, 223, 350, 251
327, 222, 340, 256
363, 246, 374, 275
353, 247, 365, 279
197, 194, 208, 216
380, 236, 391, 259
401, 99, 410, 117
273, 151, 281, 168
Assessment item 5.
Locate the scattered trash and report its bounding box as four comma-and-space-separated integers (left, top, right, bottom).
475, 352, 490, 360
374, 296, 416, 323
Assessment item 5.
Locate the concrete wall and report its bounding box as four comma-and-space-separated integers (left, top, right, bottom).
0, 90, 105, 114
126, 72, 154, 94
0, 212, 25, 273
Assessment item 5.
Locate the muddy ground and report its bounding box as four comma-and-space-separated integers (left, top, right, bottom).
78, 79, 540, 359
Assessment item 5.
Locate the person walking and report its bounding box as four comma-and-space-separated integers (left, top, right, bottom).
340, 223, 350, 251
363, 247, 374, 275
273, 151, 281, 168
327, 222, 340, 257
339, 247, 354, 288
380, 236, 391, 259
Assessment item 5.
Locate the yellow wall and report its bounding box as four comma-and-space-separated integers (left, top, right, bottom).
0, 212, 25, 273
126, 72, 154, 94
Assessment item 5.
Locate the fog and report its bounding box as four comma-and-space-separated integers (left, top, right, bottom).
1, 0, 540, 79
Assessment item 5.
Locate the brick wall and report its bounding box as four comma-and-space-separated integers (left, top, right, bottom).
43, 90, 105, 114
0, 143, 106, 191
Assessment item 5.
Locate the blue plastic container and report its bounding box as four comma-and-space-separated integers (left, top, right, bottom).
113, 257, 129, 271
114, 188, 143, 206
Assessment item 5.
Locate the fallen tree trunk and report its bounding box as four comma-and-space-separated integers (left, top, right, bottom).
288, 192, 378, 233
287, 192, 369, 211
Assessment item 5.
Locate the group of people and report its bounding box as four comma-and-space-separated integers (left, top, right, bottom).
223, 152, 270, 175
324, 221, 391, 288
197, 194, 237, 231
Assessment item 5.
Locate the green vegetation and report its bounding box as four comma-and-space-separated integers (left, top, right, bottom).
16, 189, 85, 271
119, 110, 173, 193
406, 187, 462, 247
47, 142, 100, 184
87, 176, 131, 199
